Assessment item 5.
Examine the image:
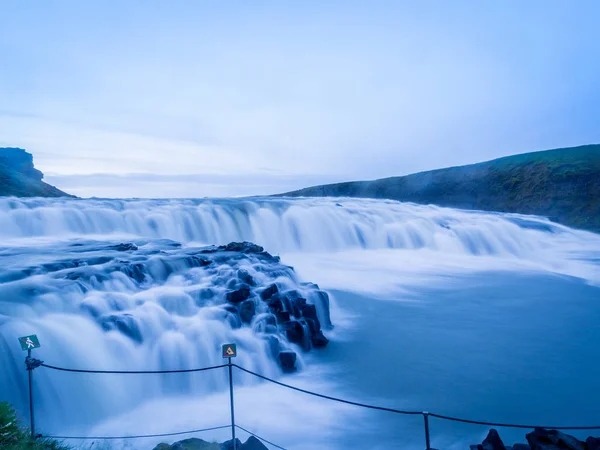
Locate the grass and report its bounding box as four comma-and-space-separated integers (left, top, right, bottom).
0, 402, 72, 450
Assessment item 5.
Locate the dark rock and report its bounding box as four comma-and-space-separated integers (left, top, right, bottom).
220, 438, 243, 450
511, 445, 530, 450
184, 255, 211, 268
267, 295, 284, 313
220, 242, 264, 254
118, 263, 147, 283
300, 304, 319, 321
259, 283, 278, 301
311, 329, 329, 348
526, 428, 585, 450
100, 314, 143, 343
111, 243, 138, 252
153, 444, 173, 450
275, 311, 290, 323
283, 320, 303, 344
237, 269, 255, 286
479, 429, 506, 450
226, 284, 251, 303
173, 438, 220, 450
278, 350, 297, 372
240, 436, 268, 450
587, 437, 600, 450
239, 299, 256, 323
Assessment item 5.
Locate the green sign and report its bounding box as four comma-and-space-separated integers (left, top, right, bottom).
222, 343, 237, 358
18, 335, 40, 351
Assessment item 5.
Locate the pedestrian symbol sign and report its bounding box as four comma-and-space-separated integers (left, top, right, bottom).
18, 335, 40, 351
222, 343, 237, 358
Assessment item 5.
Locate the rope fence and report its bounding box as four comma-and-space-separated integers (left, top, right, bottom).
23, 358, 600, 450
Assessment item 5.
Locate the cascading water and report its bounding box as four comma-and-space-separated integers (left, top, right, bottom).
1, 197, 600, 449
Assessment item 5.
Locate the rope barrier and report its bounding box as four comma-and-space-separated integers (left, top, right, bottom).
40, 362, 228, 374
37, 361, 600, 431
42, 424, 231, 440
232, 363, 423, 416
235, 425, 288, 450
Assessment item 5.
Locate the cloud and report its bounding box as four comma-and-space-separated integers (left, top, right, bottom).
1, 1, 600, 197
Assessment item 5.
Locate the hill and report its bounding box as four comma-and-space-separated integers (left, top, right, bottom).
280, 144, 600, 233
0, 148, 71, 197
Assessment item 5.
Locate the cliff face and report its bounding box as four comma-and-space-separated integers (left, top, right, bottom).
0, 148, 72, 197
280, 144, 600, 233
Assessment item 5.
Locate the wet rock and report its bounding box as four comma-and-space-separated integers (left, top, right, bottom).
240, 436, 268, 450
259, 283, 278, 301
100, 314, 142, 343
511, 445, 530, 450
110, 243, 138, 252
300, 304, 318, 321
471, 429, 506, 450
226, 284, 251, 303
220, 242, 264, 254
587, 437, 600, 450
184, 255, 211, 268
118, 263, 147, 283
278, 350, 297, 372
239, 299, 256, 323
526, 428, 586, 450
237, 269, 255, 286
267, 294, 284, 313
275, 311, 290, 323
220, 439, 243, 450
311, 329, 329, 348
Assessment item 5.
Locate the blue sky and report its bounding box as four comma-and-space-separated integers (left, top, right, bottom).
1, 1, 599, 197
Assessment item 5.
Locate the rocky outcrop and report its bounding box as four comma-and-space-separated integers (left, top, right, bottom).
11, 240, 332, 373
471, 429, 600, 450
0, 147, 72, 197
152, 436, 268, 450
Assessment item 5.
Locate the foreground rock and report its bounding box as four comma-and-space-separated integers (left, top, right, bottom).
471, 428, 600, 450
153, 436, 267, 450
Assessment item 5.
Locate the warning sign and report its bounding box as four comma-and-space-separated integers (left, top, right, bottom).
18, 335, 40, 351
222, 343, 237, 358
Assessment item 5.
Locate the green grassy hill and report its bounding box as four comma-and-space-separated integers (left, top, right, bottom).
0, 148, 71, 197
281, 144, 600, 233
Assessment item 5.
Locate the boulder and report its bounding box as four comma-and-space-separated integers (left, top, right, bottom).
511, 445, 531, 450
278, 350, 297, 372
220, 438, 243, 450
526, 428, 586, 450
476, 429, 506, 450
311, 329, 329, 348
220, 242, 264, 254
267, 295, 284, 314
239, 299, 256, 323
153, 438, 219, 450
259, 284, 278, 301
226, 285, 251, 303
100, 314, 143, 343
237, 269, 255, 286
240, 436, 268, 449
587, 437, 600, 450
110, 243, 138, 252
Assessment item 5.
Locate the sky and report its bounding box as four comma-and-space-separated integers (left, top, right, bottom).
1, 1, 600, 198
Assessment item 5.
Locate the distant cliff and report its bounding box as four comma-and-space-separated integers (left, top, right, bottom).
0, 148, 71, 197
281, 144, 600, 233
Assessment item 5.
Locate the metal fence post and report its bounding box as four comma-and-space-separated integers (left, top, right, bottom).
228, 356, 237, 450
26, 348, 36, 439
423, 412, 431, 450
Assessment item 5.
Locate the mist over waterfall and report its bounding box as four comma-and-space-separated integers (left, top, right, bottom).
2, 196, 600, 449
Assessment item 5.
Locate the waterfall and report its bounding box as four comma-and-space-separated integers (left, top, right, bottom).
1, 196, 598, 435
